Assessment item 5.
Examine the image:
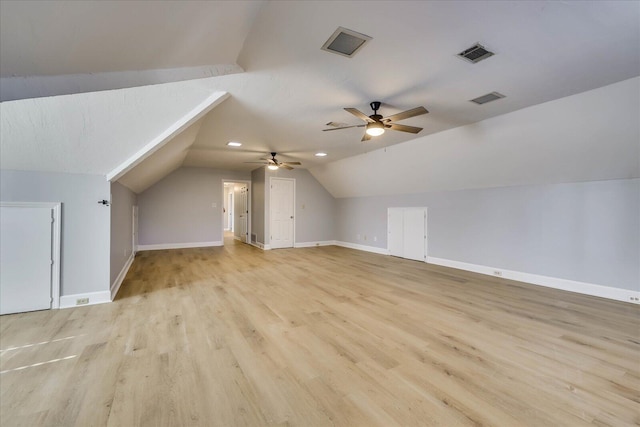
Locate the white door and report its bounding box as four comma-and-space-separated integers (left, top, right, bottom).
0, 206, 53, 314
132, 205, 138, 255
388, 207, 427, 262
403, 208, 426, 261
270, 178, 294, 249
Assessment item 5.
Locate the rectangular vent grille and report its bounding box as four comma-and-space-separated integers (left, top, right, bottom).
458, 43, 494, 63
470, 92, 505, 105
321, 27, 371, 58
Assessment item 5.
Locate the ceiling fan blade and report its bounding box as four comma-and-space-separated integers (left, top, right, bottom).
345, 108, 374, 123
280, 164, 294, 170
383, 106, 428, 123
281, 162, 301, 165
361, 132, 372, 142
388, 123, 423, 134
322, 124, 365, 131
244, 161, 268, 164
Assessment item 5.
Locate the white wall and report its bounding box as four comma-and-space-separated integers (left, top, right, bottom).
336, 179, 639, 292
110, 182, 136, 286
0, 170, 111, 296
251, 168, 266, 244
311, 77, 639, 198
137, 167, 249, 247
262, 168, 336, 246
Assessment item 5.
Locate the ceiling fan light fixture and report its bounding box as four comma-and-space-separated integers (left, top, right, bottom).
267, 164, 279, 170
226, 141, 242, 147
315, 152, 328, 157
365, 122, 385, 136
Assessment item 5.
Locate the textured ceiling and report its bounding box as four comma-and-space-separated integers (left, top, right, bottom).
0, 0, 638, 193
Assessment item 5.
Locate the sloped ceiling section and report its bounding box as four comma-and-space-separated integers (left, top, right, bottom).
117, 119, 205, 194
310, 77, 640, 198
0, 78, 229, 176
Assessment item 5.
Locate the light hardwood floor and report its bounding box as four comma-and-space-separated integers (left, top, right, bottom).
1, 237, 639, 426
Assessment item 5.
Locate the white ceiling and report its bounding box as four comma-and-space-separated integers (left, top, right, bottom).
0, 0, 263, 76
0, 1, 638, 193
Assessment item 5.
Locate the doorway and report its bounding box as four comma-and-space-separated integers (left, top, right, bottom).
222, 180, 251, 245
270, 177, 295, 249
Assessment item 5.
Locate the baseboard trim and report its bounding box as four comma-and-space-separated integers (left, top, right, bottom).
333, 241, 389, 255
60, 291, 111, 309
111, 253, 135, 300
294, 241, 336, 248
426, 256, 639, 304
137, 241, 223, 251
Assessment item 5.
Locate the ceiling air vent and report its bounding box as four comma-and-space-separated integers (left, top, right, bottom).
458, 43, 494, 63
470, 92, 505, 105
321, 27, 371, 58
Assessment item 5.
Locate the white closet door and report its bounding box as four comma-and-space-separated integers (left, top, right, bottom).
388, 207, 427, 262
0, 206, 53, 314
388, 208, 404, 257
403, 208, 426, 262
270, 178, 294, 249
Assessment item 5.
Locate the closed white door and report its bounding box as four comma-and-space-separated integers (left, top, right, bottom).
403, 208, 426, 261
132, 205, 138, 255
270, 178, 294, 249
0, 206, 53, 314
387, 207, 427, 262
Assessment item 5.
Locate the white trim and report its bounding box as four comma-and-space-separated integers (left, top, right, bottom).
294, 241, 336, 248
334, 240, 389, 255
59, 291, 111, 309
426, 256, 640, 304
0, 202, 61, 310
106, 91, 230, 181
137, 241, 223, 251
111, 253, 135, 300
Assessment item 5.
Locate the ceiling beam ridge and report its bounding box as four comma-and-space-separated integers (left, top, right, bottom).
106, 91, 229, 182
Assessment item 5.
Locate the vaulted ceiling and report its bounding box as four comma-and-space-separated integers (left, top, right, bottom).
1, 1, 638, 194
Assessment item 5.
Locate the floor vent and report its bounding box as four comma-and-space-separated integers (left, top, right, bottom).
321, 27, 371, 58
458, 43, 494, 63
470, 92, 505, 105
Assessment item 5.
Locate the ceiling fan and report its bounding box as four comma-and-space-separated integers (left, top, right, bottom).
245, 152, 301, 170
324, 101, 428, 141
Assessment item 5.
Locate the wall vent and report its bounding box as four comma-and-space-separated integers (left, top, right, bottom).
470, 92, 505, 105
321, 27, 371, 58
458, 43, 494, 63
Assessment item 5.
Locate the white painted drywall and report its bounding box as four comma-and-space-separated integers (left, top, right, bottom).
137, 167, 250, 246
336, 178, 640, 292
262, 168, 336, 246
251, 168, 266, 244
117, 118, 205, 193
110, 182, 136, 286
0, 78, 229, 176
0, 170, 111, 296
311, 77, 640, 198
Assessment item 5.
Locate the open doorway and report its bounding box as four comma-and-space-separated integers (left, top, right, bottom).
222, 180, 251, 245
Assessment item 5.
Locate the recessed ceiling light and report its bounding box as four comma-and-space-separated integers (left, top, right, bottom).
227, 141, 242, 147
315, 152, 328, 157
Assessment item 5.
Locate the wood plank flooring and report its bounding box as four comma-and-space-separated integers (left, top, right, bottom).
1, 237, 639, 426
